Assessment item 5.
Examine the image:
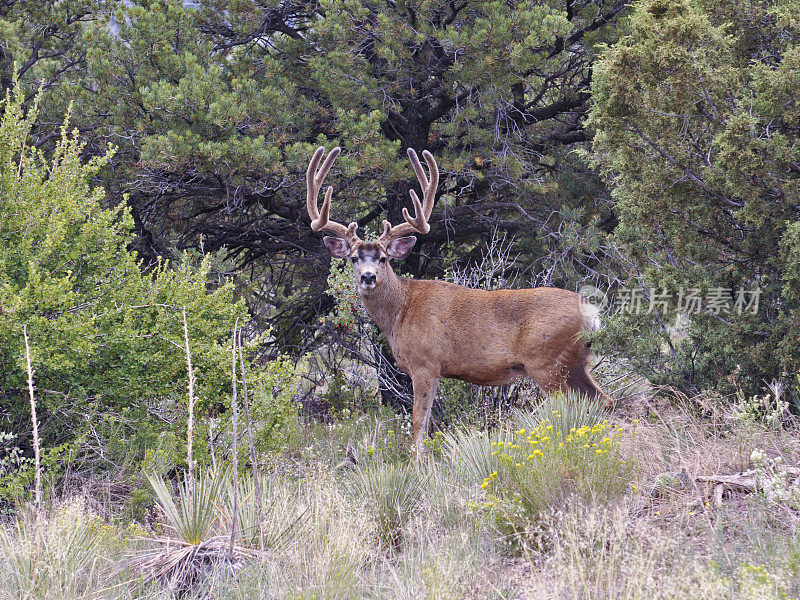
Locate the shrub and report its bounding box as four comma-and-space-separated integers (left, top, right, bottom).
248, 355, 299, 455
479, 415, 635, 552
147, 471, 224, 545
0, 83, 245, 493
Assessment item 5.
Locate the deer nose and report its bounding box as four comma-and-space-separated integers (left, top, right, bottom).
361, 272, 376, 286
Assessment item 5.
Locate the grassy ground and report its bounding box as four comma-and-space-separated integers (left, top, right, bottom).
2, 392, 799, 600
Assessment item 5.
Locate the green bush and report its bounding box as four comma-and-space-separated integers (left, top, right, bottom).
0, 83, 245, 495
248, 355, 299, 455
589, 0, 800, 396
479, 416, 635, 553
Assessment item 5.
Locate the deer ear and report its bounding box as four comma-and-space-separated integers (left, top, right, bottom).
323, 236, 351, 259
386, 236, 416, 259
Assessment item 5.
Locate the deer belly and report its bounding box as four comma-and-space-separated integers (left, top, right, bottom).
441, 360, 526, 386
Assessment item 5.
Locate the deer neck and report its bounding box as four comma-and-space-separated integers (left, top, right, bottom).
359, 268, 408, 338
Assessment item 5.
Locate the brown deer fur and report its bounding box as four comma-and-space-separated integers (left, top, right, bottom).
307, 147, 611, 454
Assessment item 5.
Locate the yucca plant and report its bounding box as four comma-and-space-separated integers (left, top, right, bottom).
515, 390, 609, 441
135, 470, 260, 596
147, 471, 223, 545
444, 427, 509, 485
220, 474, 307, 550
350, 463, 424, 548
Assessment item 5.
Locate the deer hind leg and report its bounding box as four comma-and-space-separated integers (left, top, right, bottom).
411, 372, 438, 459
566, 344, 615, 408
523, 360, 569, 396
567, 366, 614, 408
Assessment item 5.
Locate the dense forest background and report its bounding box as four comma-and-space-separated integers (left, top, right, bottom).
1, 0, 799, 502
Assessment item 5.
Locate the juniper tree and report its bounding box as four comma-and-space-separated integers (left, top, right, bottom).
589, 0, 800, 396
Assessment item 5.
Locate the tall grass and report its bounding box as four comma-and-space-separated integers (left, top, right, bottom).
0, 498, 138, 600
4, 391, 800, 599
533, 503, 796, 599
221, 473, 306, 549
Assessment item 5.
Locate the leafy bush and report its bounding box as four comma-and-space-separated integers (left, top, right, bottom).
479, 415, 634, 552
248, 355, 299, 455
0, 83, 245, 495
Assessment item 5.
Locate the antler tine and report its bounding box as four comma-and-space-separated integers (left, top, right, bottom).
377, 148, 439, 247
306, 146, 360, 242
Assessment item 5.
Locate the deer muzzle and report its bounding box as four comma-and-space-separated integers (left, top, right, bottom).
360, 272, 377, 290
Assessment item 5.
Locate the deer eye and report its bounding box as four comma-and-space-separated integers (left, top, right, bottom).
351, 256, 357, 263
379, 257, 387, 264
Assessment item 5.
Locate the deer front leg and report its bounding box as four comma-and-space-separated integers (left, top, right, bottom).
411, 372, 438, 458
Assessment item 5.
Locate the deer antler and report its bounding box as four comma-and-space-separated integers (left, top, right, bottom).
307, 146, 361, 243
376, 148, 439, 248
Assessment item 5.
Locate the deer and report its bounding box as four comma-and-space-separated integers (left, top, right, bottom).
306, 146, 612, 455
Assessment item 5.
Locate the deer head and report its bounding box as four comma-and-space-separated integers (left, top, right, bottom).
306, 146, 439, 295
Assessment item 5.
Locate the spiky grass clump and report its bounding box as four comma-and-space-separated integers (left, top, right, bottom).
350, 463, 424, 548
135, 470, 260, 596
515, 390, 609, 441
147, 471, 223, 546
217, 471, 372, 598
443, 427, 509, 485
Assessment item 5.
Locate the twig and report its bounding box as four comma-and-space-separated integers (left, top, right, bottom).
182, 308, 196, 488
208, 419, 218, 472
23, 324, 42, 508
238, 327, 264, 551
229, 318, 240, 560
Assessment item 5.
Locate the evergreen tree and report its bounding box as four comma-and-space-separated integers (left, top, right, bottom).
589, 0, 800, 395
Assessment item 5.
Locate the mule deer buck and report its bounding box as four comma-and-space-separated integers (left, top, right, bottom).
307, 146, 612, 454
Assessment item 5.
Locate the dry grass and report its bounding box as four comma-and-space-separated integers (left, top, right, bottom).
2, 393, 799, 599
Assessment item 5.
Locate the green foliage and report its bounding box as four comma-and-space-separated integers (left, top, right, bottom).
0, 1, 110, 140
0, 432, 32, 506
589, 0, 800, 395
248, 355, 299, 455
436, 379, 474, 425
0, 83, 246, 492
478, 417, 634, 553
323, 259, 367, 332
